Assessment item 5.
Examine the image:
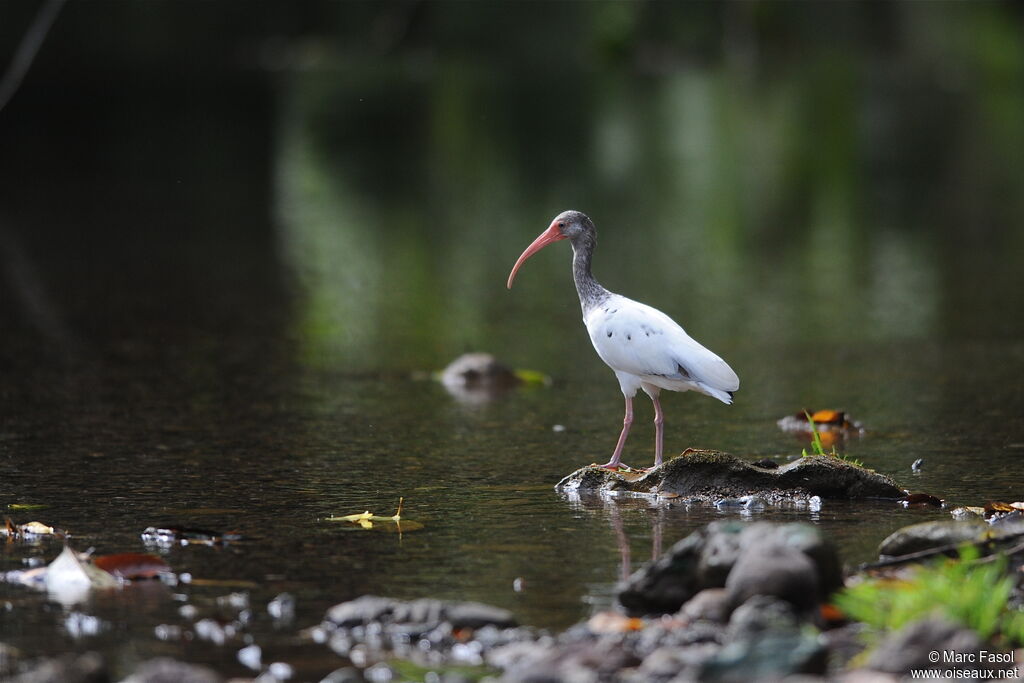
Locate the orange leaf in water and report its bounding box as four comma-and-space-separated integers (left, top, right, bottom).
810, 410, 845, 425
93, 553, 170, 579
817, 430, 840, 448
820, 603, 845, 623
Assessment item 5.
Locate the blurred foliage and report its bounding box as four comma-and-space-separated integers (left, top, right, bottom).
835, 547, 1024, 649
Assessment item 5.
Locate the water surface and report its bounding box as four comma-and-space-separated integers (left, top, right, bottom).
2, 23, 1023, 679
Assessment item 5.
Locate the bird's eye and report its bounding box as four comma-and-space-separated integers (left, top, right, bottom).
558, 222, 565, 228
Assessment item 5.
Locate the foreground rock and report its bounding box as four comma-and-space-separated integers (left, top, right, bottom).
316, 595, 538, 671
618, 520, 842, 616
316, 524, 847, 682
556, 451, 904, 504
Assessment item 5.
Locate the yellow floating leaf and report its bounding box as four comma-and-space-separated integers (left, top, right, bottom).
326, 499, 423, 532
513, 369, 552, 386
330, 511, 374, 522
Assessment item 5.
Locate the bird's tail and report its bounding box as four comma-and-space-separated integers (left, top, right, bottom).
699, 384, 735, 405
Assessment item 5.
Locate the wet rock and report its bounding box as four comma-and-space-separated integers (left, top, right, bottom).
725, 544, 819, 614
1, 643, 22, 678
440, 352, 520, 389
325, 595, 516, 631
626, 643, 721, 682
120, 658, 223, 683
864, 616, 986, 676
327, 595, 396, 627
322, 596, 531, 673
618, 521, 841, 616
751, 458, 778, 469
8, 652, 108, 683
698, 631, 827, 682
319, 667, 364, 683
679, 588, 731, 623
618, 526, 708, 615
556, 451, 903, 503
877, 519, 990, 557
725, 596, 801, 642
439, 353, 524, 404
990, 510, 1024, 535
499, 638, 642, 683
445, 601, 518, 629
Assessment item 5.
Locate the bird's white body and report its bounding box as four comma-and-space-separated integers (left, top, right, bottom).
507, 210, 739, 469
584, 294, 739, 404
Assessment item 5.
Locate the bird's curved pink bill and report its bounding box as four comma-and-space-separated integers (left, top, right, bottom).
506, 222, 567, 289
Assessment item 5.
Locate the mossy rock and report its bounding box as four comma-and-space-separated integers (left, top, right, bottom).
556, 451, 904, 502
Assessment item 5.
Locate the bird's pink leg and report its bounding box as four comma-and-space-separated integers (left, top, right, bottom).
600, 396, 633, 469
652, 394, 665, 467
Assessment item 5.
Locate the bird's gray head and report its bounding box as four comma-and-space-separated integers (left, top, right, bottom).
551, 210, 595, 241
506, 210, 597, 289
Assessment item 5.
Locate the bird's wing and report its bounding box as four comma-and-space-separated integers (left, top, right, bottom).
586, 297, 739, 392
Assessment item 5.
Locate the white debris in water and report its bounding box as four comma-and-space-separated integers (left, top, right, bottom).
237, 643, 262, 671
552, 424, 566, 432
808, 495, 823, 512
268, 592, 296, 622
267, 661, 294, 679
740, 495, 766, 511
154, 624, 182, 641
64, 611, 105, 638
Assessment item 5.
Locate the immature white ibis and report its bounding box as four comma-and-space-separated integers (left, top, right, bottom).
506, 210, 739, 470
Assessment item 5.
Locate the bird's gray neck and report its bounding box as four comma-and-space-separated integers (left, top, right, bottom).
571, 233, 610, 313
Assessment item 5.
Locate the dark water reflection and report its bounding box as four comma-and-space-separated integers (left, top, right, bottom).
2, 32, 1023, 678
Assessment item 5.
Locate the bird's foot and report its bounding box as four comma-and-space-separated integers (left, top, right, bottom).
595, 461, 633, 472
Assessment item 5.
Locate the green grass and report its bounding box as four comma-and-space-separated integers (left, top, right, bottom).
835, 546, 1024, 647
801, 410, 863, 467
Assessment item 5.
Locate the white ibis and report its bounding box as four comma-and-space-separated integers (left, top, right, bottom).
506, 210, 739, 470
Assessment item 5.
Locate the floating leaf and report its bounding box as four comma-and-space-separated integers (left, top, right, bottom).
326, 498, 423, 532
513, 369, 552, 386
8, 503, 47, 511
333, 511, 374, 523
93, 553, 170, 580
810, 410, 845, 424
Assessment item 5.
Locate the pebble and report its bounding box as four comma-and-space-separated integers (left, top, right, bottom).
237, 643, 262, 671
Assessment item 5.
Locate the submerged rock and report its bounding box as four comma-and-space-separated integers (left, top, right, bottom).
877, 519, 991, 558
325, 595, 516, 631
7, 652, 109, 683
618, 520, 842, 617
556, 451, 904, 503
120, 658, 223, 683
320, 595, 531, 672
